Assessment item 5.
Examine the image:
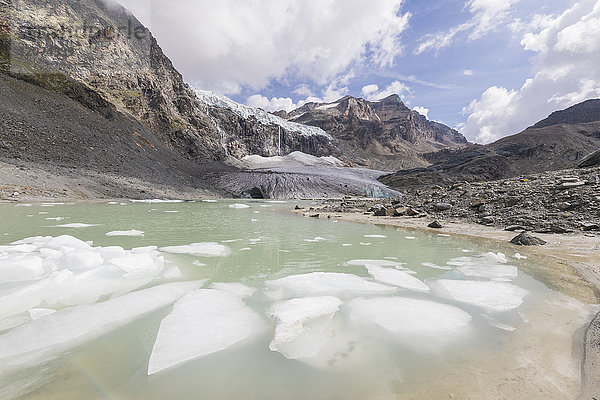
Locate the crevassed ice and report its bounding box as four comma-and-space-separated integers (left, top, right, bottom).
194, 89, 332, 139
147, 289, 264, 375
365, 265, 429, 292
0, 281, 205, 364
264, 272, 396, 300
429, 279, 529, 313
267, 296, 342, 359
159, 242, 231, 257
346, 297, 472, 351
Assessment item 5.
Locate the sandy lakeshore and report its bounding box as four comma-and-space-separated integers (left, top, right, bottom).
297, 209, 600, 400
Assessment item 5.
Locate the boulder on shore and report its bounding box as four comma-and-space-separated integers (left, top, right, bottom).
510, 232, 547, 246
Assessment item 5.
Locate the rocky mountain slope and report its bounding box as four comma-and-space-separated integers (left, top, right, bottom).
276, 94, 468, 170
0, 0, 337, 163
381, 99, 600, 189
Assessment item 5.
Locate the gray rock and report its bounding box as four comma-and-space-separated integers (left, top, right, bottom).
578, 149, 600, 168
434, 202, 452, 211
427, 220, 443, 228
481, 216, 494, 224
510, 232, 547, 246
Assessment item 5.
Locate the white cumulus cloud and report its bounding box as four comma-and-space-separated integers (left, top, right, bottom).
415, 0, 519, 54
364, 80, 411, 101
121, 0, 410, 94
461, 0, 600, 143
413, 106, 430, 118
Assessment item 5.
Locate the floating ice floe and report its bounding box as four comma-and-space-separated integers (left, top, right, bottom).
514, 253, 527, 260
0, 236, 173, 321
208, 282, 256, 298
105, 230, 145, 237
267, 296, 342, 359
346, 297, 472, 351
130, 199, 183, 203
445, 253, 518, 280
405, 236, 417, 240
421, 262, 452, 271
147, 289, 264, 375
304, 237, 326, 242
160, 242, 231, 257
345, 259, 403, 268
0, 281, 205, 366
429, 279, 529, 313
54, 223, 98, 228
364, 235, 386, 238
342, 244, 352, 247
365, 265, 429, 292
228, 204, 250, 209
201, 199, 218, 203
264, 272, 396, 300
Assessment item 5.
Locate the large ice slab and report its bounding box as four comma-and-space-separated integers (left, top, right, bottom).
346, 297, 472, 351
264, 272, 396, 300
0, 237, 170, 320
365, 265, 429, 292
0, 255, 45, 283
0, 281, 205, 365
159, 243, 231, 257
429, 279, 529, 313
267, 296, 342, 359
147, 289, 264, 375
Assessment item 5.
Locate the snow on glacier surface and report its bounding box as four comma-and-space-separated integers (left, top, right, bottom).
147, 289, 264, 375
240, 151, 344, 170
264, 272, 396, 300
194, 89, 332, 139
267, 296, 342, 359
429, 279, 529, 313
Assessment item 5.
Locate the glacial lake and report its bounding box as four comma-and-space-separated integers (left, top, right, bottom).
0, 200, 597, 400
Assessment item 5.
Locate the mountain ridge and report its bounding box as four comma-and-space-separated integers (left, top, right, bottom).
275, 94, 468, 171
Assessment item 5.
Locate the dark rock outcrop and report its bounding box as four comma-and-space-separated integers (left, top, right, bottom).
510, 232, 547, 246
381, 99, 600, 189
579, 149, 600, 168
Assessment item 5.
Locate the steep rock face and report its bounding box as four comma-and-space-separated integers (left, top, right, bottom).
277, 94, 467, 170
0, 0, 337, 161
381, 99, 600, 188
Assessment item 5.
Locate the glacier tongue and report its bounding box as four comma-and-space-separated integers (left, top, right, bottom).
194, 89, 332, 139
0, 281, 206, 365
147, 289, 264, 375
267, 296, 342, 360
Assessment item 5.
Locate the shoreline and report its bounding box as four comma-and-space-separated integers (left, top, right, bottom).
297, 209, 600, 399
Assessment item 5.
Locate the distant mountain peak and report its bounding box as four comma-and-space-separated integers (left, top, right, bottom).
533, 98, 600, 129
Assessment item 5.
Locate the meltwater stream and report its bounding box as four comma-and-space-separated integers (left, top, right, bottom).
0, 200, 597, 400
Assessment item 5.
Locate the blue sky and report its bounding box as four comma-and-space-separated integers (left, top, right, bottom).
119, 0, 600, 143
